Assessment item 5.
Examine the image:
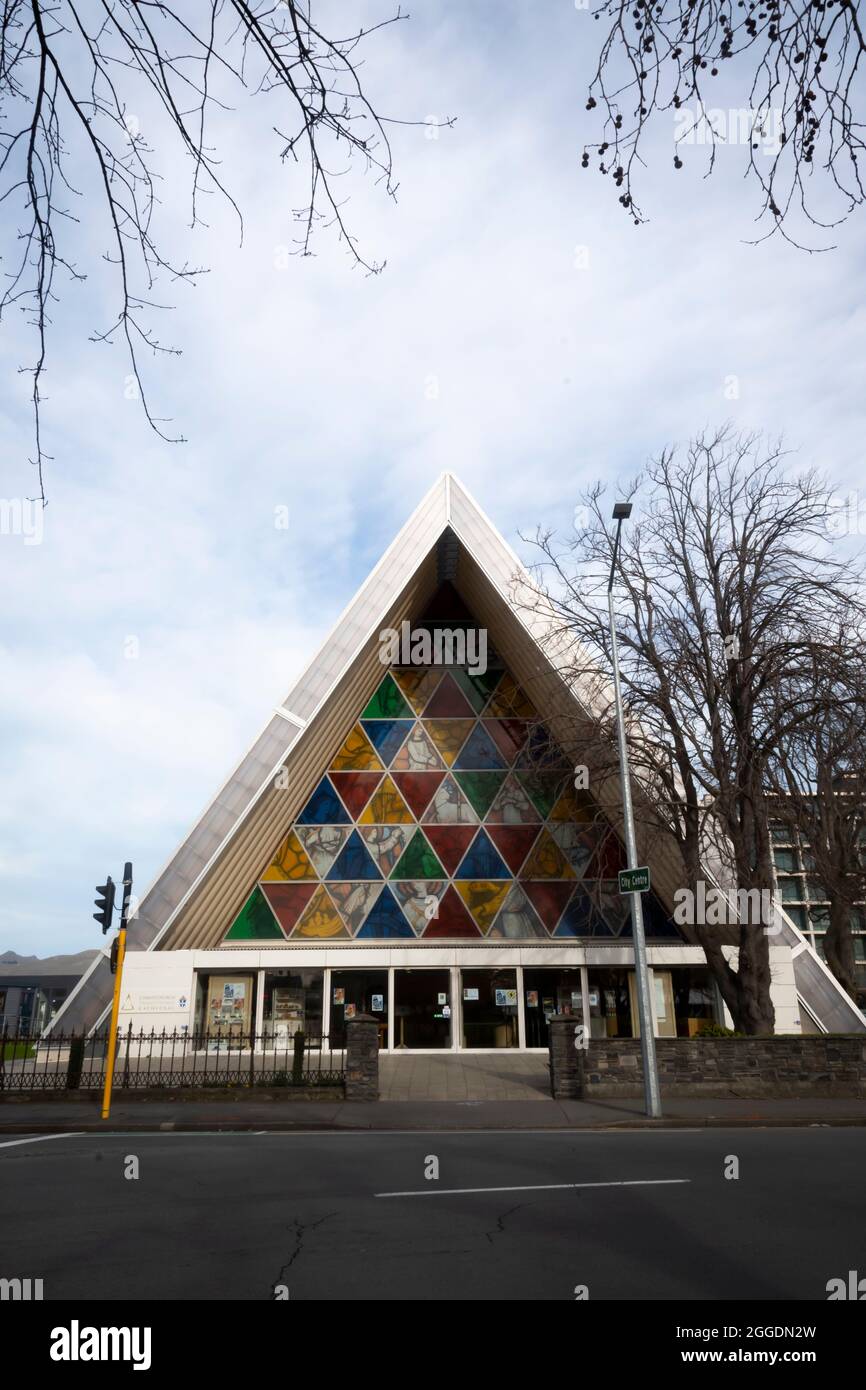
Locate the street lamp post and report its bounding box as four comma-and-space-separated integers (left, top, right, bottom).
608, 502, 662, 1118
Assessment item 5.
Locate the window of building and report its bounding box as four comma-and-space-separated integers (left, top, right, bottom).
330, 970, 388, 1048
587, 969, 633, 1038
262, 969, 323, 1046
522, 968, 584, 1047
460, 969, 518, 1048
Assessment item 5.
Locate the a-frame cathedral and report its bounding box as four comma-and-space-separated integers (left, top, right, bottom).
52, 476, 863, 1047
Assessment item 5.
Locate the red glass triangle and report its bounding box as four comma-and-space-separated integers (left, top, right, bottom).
260, 882, 318, 935
423, 672, 476, 718
391, 770, 446, 819
423, 825, 477, 875
329, 772, 384, 820
486, 824, 540, 874
522, 881, 575, 930
422, 884, 481, 937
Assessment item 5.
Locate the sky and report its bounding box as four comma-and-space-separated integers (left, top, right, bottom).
1, 0, 864, 956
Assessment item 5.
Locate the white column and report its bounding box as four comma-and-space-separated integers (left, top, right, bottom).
516, 964, 526, 1049
254, 969, 266, 1049
322, 967, 331, 1046
387, 966, 395, 1051
450, 965, 461, 1050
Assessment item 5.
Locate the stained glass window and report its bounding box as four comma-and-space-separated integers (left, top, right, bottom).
225, 628, 682, 943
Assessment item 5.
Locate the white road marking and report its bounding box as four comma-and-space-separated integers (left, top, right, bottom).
0, 1133, 85, 1149
376, 1177, 691, 1197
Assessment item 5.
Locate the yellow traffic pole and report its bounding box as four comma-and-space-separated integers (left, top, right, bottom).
100, 924, 126, 1120
100, 861, 132, 1121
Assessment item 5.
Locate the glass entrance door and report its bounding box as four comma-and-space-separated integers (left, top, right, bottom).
393, 970, 452, 1048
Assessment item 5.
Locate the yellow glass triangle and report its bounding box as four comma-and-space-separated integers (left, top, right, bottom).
487, 673, 537, 719
548, 787, 593, 823
294, 885, 349, 938
424, 718, 475, 767
262, 829, 317, 881
358, 775, 416, 824
391, 667, 441, 714
330, 724, 384, 772
522, 828, 576, 879
455, 880, 511, 932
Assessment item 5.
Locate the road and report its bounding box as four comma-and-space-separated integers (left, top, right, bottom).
1, 1128, 863, 1300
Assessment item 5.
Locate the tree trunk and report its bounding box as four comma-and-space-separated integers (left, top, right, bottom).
824, 896, 856, 1000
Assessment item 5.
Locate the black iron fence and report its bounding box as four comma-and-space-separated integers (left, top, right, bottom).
0, 1024, 346, 1093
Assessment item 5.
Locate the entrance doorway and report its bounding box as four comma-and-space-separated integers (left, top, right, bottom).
523, 968, 584, 1048
461, 968, 519, 1048
330, 970, 388, 1048
393, 970, 452, 1048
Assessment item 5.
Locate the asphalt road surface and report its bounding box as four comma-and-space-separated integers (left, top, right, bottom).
2, 1128, 863, 1300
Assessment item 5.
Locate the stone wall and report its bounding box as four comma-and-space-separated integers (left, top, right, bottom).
345, 1014, 379, 1101
547, 1017, 866, 1099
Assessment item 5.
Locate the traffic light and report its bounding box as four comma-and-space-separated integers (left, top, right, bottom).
109, 936, 119, 974
94, 877, 116, 933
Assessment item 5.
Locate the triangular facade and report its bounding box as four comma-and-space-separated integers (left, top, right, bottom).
51, 475, 865, 1039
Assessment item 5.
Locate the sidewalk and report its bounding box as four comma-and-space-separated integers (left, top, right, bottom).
1, 1094, 865, 1133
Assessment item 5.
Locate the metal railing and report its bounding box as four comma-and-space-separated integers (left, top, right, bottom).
0, 1024, 346, 1093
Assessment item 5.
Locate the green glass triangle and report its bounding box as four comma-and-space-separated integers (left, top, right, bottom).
225, 886, 283, 940
361, 673, 413, 720
452, 667, 503, 713
390, 827, 445, 880
516, 769, 564, 819
454, 770, 507, 819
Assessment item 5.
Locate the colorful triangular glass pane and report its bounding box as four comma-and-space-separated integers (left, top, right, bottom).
293, 825, 349, 878
296, 777, 351, 825
357, 884, 416, 938
454, 880, 511, 933
390, 828, 446, 880
485, 823, 540, 874
454, 828, 510, 880
390, 770, 445, 819
293, 885, 349, 938
453, 724, 507, 771
453, 770, 506, 819
260, 882, 318, 936
422, 672, 476, 718
360, 718, 413, 764
420, 773, 479, 825
484, 774, 541, 825
390, 722, 445, 771
422, 884, 482, 937
422, 824, 477, 876
361, 674, 412, 720
329, 881, 384, 935
521, 829, 576, 880
357, 775, 415, 824
328, 772, 383, 821
225, 887, 283, 941
262, 828, 317, 881
358, 824, 413, 877
326, 829, 382, 881
487, 884, 548, 939
330, 724, 383, 772
423, 718, 475, 767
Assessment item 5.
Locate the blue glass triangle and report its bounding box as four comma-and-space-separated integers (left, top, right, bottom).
453, 723, 507, 771
361, 719, 413, 764
296, 776, 351, 825
554, 889, 609, 937
454, 828, 510, 879
326, 828, 381, 881
356, 884, 416, 938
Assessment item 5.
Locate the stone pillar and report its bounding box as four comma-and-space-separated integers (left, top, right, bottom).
548, 1015, 586, 1099
345, 1013, 379, 1101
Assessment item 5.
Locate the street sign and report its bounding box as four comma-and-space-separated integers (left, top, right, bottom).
618, 866, 650, 894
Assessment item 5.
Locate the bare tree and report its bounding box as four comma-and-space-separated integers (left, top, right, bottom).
523, 426, 865, 1034
582, 0, 866, 246
1, 2, 448, 503
766, 643, 866, 998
